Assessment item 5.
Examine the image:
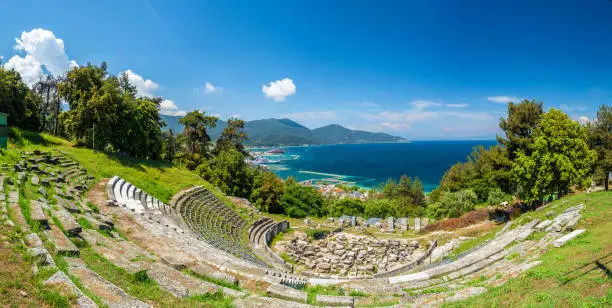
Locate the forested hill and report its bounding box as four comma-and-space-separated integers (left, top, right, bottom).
160, 115, 407, 146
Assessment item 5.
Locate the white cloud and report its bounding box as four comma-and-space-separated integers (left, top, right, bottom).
578, 116, 589, 125
159, 99, 186, 116
410, 99, 443, 110
285, 111, 339, 120
362, 101, 381, 108
230, 113, 241, 119
560, 104, 586, 112
446, 103, 468, 108
204, 81, 222, 93
487, 96, 520, 104
262, 78, 296, 102
4, 55, 43, 86
380, 122, 411, 131
121, 69, 159, 97
3, 28, 77, 86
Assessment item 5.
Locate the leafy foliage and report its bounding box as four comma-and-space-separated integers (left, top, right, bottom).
586, 105, 612, 190
427, 189, 478, 219
327, 198, 365, 217
58, 62, 164, 159
497, 99, 544, 159
197, 148, 254, 198
513, 109, 597, 203
279, 184, 324, 218
250, 170, 286, 213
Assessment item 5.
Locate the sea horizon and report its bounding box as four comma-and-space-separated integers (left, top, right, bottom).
252, 140, 498, 192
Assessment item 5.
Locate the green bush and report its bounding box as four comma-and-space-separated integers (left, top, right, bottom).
306, 229, 329, 240
279, 184, 324, 218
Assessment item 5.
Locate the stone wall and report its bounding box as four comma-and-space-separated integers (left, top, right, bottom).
284, 233, 424, 277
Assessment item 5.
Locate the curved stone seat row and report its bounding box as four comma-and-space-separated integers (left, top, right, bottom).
248, 217, 293, 272
170, 186, 270, 268
107, 176, 168, 214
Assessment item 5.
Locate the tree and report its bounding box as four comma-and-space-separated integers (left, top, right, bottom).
0, 66, 29, 126
327, 198, 365, 217
163, 129, 178, 162
513, 109, 597, 203
58, 62, 163, 159
33, 75, 63, 132
427, 189, 478, 219
279, 184, 324, 218
364, 199, 394, 218
179, 110, 218, 157
587, 105, 612, 190
214, 118, 248, 156
250, 170, 285, 213
197, 148, 254, 198
498, 99, 544, 160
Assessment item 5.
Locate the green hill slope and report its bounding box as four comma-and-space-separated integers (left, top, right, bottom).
160, 115, 406, 146
7, 130, 228, 205
450, 191, 612, 307
311, 124, 406, 144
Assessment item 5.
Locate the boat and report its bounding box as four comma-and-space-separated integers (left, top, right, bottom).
247, 157, 280, 165
266, 148, 285, 154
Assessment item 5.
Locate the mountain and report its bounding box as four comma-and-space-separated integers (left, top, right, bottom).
160, 115, 406, 146
311, 124, 405, 144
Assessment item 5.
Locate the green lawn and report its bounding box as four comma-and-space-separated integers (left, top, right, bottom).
7, 129, 236, 207
448, 191, 612, 307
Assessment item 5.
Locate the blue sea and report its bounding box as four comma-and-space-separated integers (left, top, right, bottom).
257, 141, 497, 192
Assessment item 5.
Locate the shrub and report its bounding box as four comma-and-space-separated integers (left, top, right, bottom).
306, 229, 329, 240
279, 184, 324, 218
423, 208, 490, 231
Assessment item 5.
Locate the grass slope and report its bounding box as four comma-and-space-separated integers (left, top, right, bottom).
449, 191, 612, 307
7, 130, 235, 207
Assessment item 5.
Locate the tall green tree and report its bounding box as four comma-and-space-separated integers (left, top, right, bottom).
497, 99, 544, 159
279, 184, 324, 218
214, 118, 248, 156
587, 105, 612, 190
197, 148, 254, 198
513, 109, 597, 203
33, 75, 63, 132
163, 129, 178, 162
250, 170, 286, 213
0, 66, 29, 126
58, 62, 163, 159
179, 110, 218, 157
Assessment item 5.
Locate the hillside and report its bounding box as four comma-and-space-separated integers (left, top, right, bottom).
160, 115, 406, 146
0, 130, 610, 307
311, 124, 405, 144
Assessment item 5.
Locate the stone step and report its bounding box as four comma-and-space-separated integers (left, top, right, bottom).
316, 294, 355, 307
8, 190, 19, 203
9, 203, 29, 230
79, 214, 112, 231
29, 200, 48, 226
65, 257, 151, 308
43, 271, 98, 308
51, 207, 82, 236
45, 225, 79, 256
266, 283, 308, 303
554, 229, 586, 247
89, 239, 238, 298
234, 295, 312, 308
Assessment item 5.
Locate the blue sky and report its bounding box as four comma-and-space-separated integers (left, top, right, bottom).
1, 0, 610, 139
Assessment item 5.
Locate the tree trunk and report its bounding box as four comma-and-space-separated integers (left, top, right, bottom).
41, 87, 50, 131
605, 173, 609, 191
54, 97, 60, 135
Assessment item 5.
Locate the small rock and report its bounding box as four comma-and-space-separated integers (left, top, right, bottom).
19, 290, 28, 297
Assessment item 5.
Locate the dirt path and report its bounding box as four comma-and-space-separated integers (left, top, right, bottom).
86, 178, 109, 209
